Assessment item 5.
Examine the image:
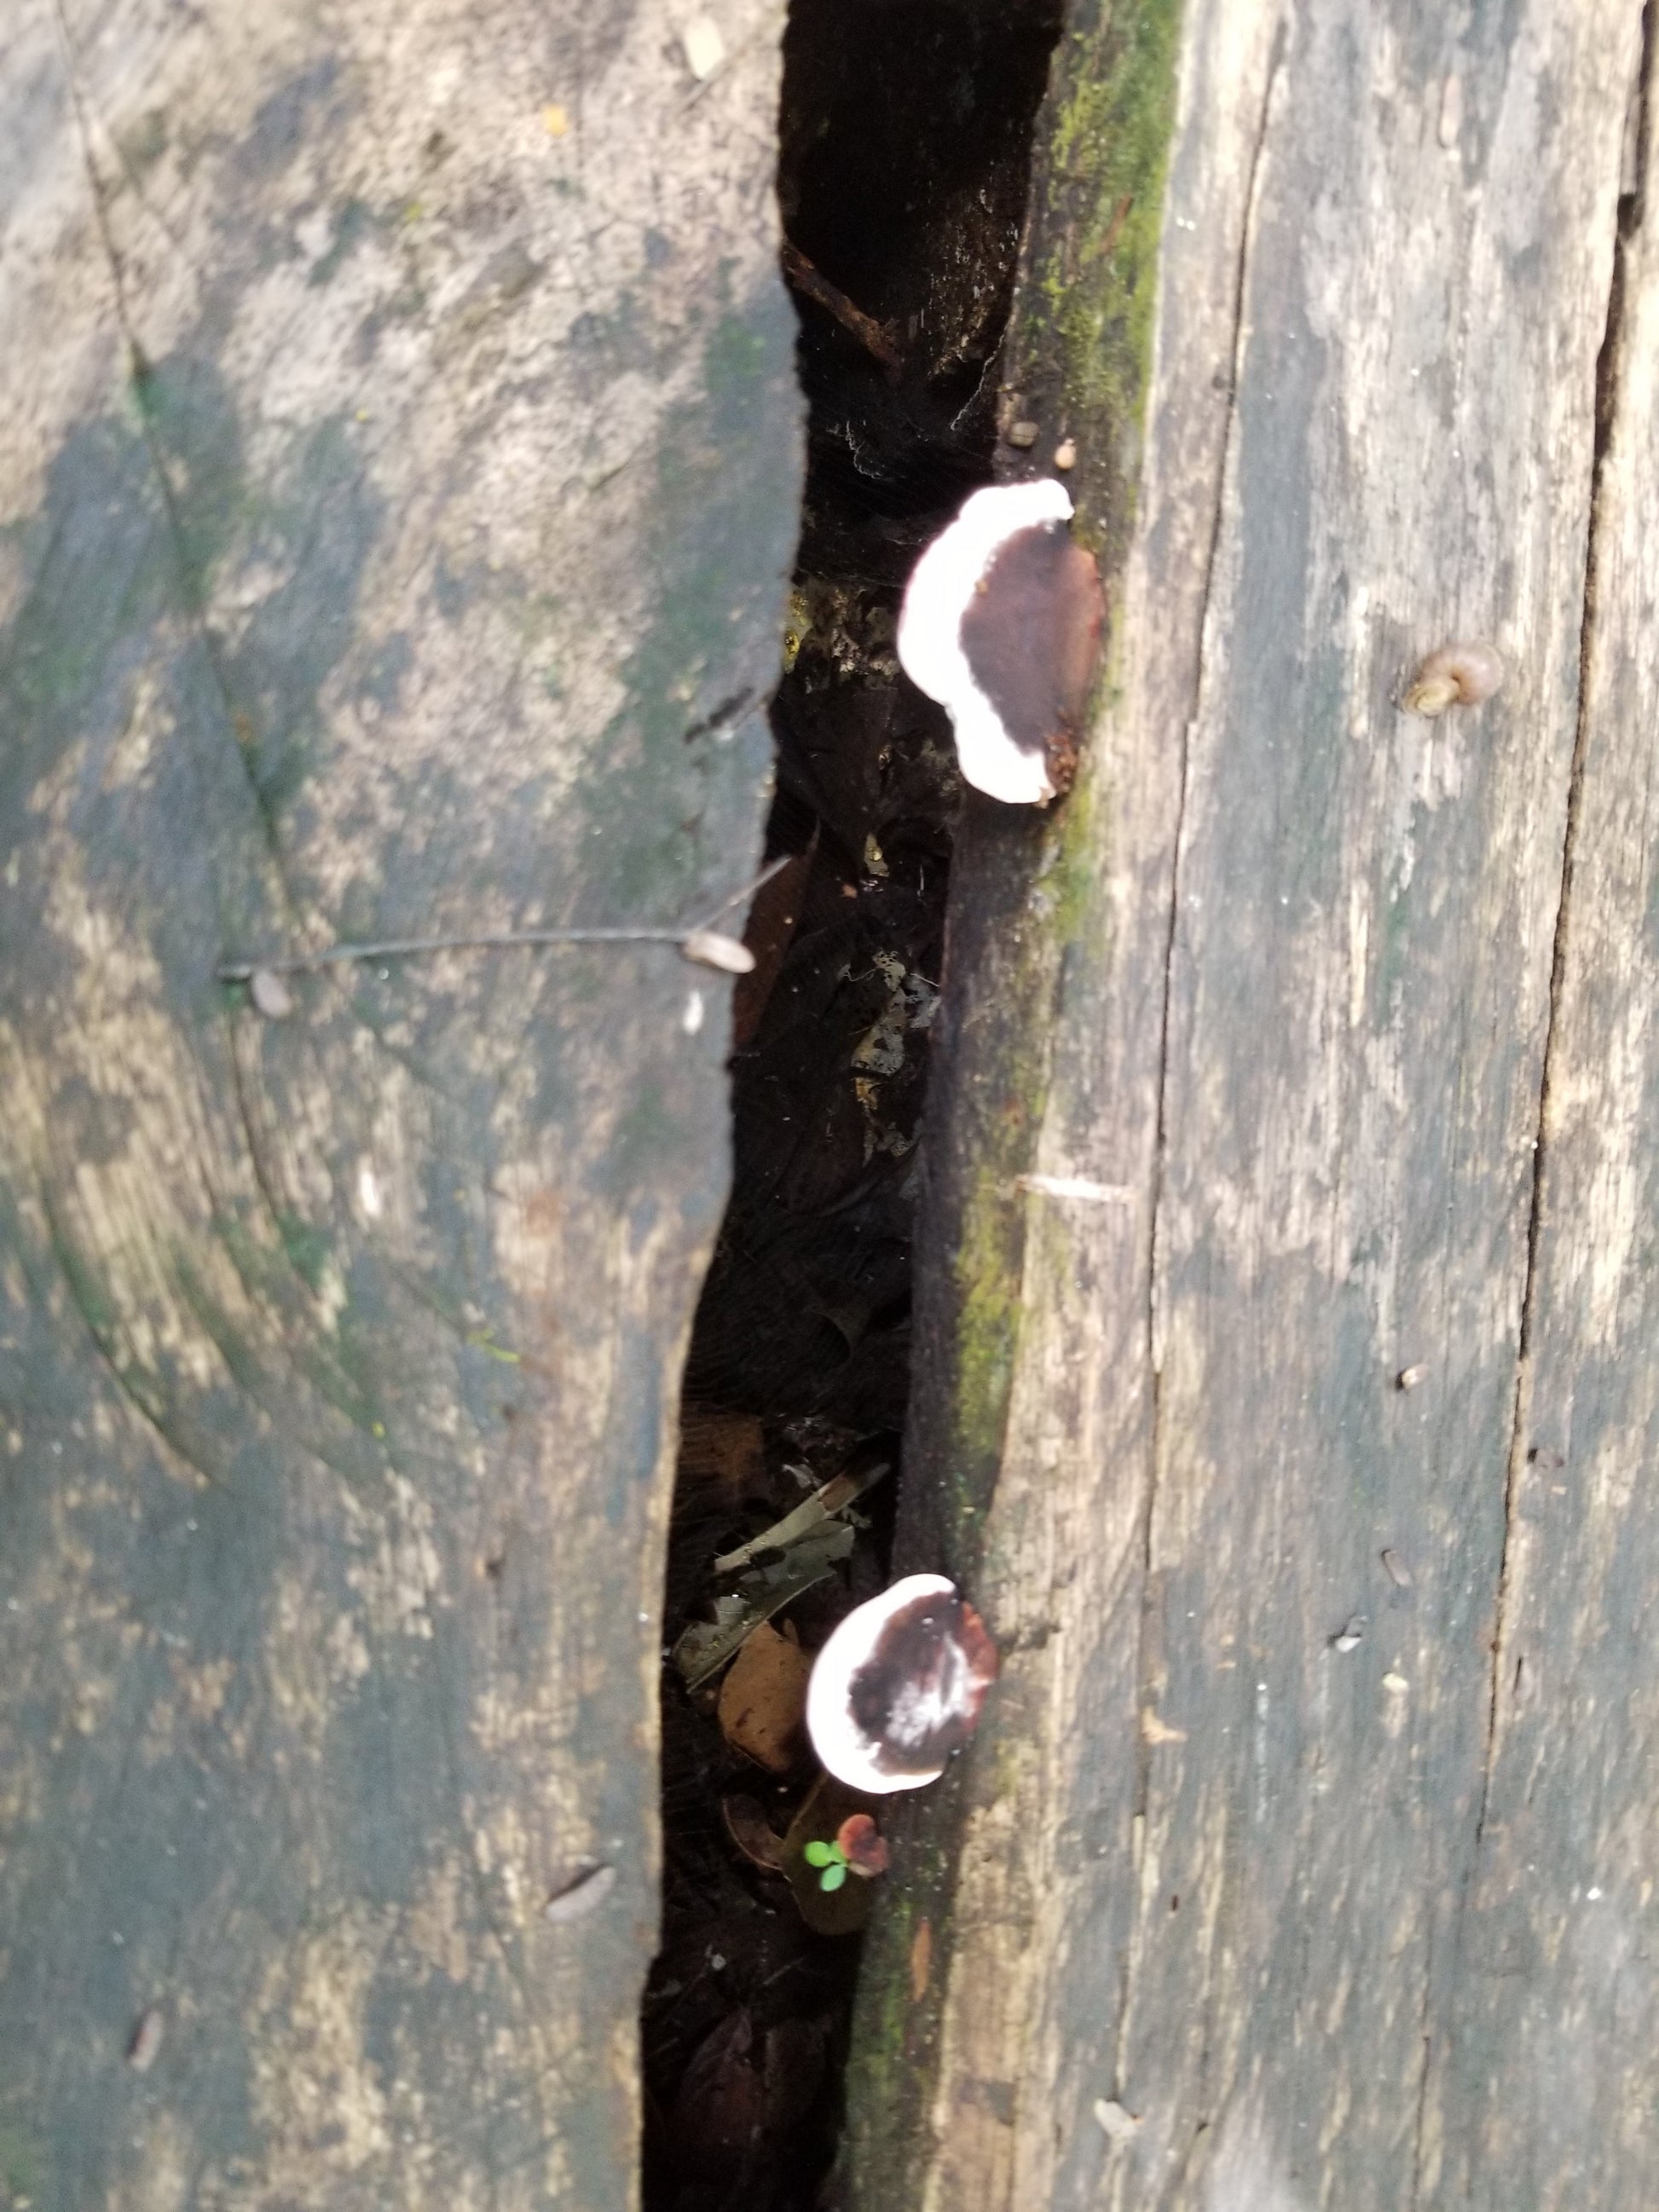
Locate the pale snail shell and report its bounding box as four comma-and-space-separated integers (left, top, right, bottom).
1402, 641, 1504, 718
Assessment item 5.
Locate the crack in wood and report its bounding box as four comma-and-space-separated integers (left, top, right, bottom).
1477, 0, 1653, 1866
1115, 14, 1289, 2113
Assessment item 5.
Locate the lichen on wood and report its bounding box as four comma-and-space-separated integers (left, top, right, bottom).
0, 2, 800, 2203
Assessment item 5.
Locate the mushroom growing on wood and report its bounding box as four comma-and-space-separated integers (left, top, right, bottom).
805, 1573, 999, 1793
896, 478, 1104, 806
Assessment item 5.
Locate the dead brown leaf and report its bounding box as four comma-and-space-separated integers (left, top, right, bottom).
721, 1793, 789, 1872
717, 1620, 812, 1772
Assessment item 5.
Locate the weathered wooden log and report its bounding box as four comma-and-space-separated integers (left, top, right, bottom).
848, 3, 1656, 2208
0, 3, 795, 2203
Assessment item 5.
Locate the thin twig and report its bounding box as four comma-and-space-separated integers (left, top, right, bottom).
217, 856, 791, 982
780, 240, 903, 377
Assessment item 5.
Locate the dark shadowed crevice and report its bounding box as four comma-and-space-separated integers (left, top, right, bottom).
641, 5, 1065, 2206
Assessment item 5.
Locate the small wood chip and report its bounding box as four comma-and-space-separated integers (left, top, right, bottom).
1093, 2098, 1142, 2144
249, 967, 295, 1019
1331, 1614, 1367, 1654
1141, 1708, 1187, 1744
681, 14, 725, 79
1381, 1672, 1410, 1695
1006, 419, 1038, 448
127, 2007, 165, 2071
909, 1916, 933, 2001
680, 928, 755, 975
543, 1863, 616, 1923
1396, 1363, 1428, 1391
1380, 1548, 1413, 1588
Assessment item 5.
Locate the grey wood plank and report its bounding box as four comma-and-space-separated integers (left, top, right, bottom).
1424, 32, 1659, 2204
0, 3, 797, 2204
846, 3, 1645, 2208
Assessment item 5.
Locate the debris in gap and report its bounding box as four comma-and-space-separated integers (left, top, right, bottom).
781, 588, 813, 673
781, 240, 902, 376
779, 1776, 885, 1936
646, 0, 1070, 2193
732, 835, 817, 1047
671, 1524, 855, 1691
678, 1406, 768, 1506
714, 1454, 889, 1574
670, 2008, 828, 2191
897, 479, 1105, 805
717, 1620, 813, 1773
1331, 1614, 1367, 1655
1380, 1548, 1413, 1588
805, 1573, 999, 1793
722, 1793, 789, 1872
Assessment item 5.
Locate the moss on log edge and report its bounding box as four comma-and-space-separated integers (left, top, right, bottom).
840, 2, 1183, 2198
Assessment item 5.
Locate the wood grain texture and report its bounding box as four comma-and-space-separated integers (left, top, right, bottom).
1425, 31, 1659, 2203
0, 2, 798, 2204
847, 3, 1650, 2209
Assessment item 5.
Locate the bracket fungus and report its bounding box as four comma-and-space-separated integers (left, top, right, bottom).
896, 477, 1104, 806
805, 1573, 999, 1793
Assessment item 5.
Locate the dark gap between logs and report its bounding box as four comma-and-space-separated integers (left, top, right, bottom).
642, 5, 1063, 2205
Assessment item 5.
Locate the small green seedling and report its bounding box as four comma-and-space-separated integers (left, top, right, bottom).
804, 1813, 890, 1892
804, 1838, 850, 1891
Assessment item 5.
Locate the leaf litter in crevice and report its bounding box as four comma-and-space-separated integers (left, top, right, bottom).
670, 1523, 854, 1692
713, 1454, 888, 1574
716, 1619, 812, 1774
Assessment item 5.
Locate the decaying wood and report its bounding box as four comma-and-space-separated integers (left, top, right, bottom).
849, 3, 1653, 2209
1425, 58, 1659, 2203
0, 2, 797, 2204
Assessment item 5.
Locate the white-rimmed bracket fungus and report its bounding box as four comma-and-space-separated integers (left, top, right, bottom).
805, 1572, 999, 1793
896, 477, 1104, 806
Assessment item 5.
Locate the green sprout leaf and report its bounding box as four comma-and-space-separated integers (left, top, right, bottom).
818, 1861, 847, 1892
803, 1839, 837, 1868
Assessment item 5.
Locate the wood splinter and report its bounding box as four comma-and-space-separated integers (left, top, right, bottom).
780, 240, 903, 376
